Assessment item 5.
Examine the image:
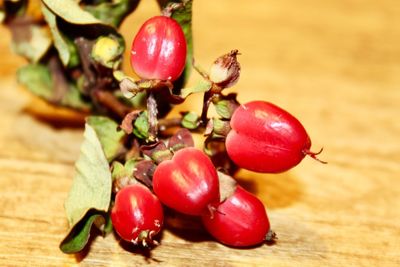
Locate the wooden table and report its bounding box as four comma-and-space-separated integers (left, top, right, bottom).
1, 0, 399, 266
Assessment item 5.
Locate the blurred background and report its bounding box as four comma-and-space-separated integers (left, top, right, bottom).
0, 0, 399, 266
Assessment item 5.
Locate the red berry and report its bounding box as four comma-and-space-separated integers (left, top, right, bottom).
226, 101, 322, 173
111, 184, 163, 245
202, 186, 270, 247
130, 16, 187, 81
152, 147, 220, 216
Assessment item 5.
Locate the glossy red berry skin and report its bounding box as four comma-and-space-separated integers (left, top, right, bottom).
202, 186, 270, 247
130, 16, 187, 81
226, 101, 312, 173
152, 147, 220, 216
111, 184, 163, 244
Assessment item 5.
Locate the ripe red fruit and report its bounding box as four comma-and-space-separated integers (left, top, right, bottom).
226, 100, 323, 173
111, 184, 163, 245
130, 16, 187, 81
202, 186, 270, 247
152, 147, 220, 216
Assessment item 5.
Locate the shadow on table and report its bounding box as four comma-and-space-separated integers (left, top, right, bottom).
22, 98, 86, 129
234, 171, 304, 209
163, 208, 213, 243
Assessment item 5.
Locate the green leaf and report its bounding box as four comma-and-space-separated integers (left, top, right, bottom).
133, 111, 150, 140
111, 159, 140, 191
42, 4, 80, 68
17, 64, 53, 99
60, 209, 113, 253
63, 35, 81, 68
111, 161, 125, 181
61, 123, 112, 253
60, 211, 103, 254
111, 159, 137, 181
87, 116, 126, 162
17, 63, 91, 110
181, 111, 200, 129
10, 24, 52, 63
42, 0, 119, 35
158, 0, 193, 86
115, 90, 147, 109
124, 158, 138, 174
180, 79, 212, 98
83, 0, 140, 27
101, 213, 114, 236
93, 211, 114, 236
215, 100, 230, 119
61, 83, 91, 110
213, 94, 240, 119
64, 123, 112, 226
214, 99, 236, 119
212, 117, 231, 137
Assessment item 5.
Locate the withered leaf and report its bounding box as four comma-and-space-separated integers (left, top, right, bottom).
87, 116, 126, 162
133, 160, 157, 188
9, 20, 52, 63
42, 4, 80, 68
42, 0, 119, 36
168, 128, 194, 152
120, 110, 141, 134
60, 123, 112, 253
141, 141, 172, 164
83, 0, 140, 27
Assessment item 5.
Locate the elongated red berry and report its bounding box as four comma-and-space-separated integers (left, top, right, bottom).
111, 184, 163, 245
152, 147, 220, 216
226, 101, 323, 173
202, 186, 270, 247
130, 16, 187, 81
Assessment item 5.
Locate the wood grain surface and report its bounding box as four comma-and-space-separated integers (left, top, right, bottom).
1, 0, 399, 266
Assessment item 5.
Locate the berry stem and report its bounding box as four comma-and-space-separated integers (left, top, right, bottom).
161, 0, 188, 17
303, 147, 327, 164
200, 85, 223, 125
265, 230, 277, 244
192, 58, 210, 80
147, 92, 159, 142
200, 91, 213, 125
93, 89, 132, 118
74, 37, 96, 93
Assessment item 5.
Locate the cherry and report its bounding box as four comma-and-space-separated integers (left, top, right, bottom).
130, 16, 187, 81
152, 147, 220, 216
202, 186, 270, 247
111, 184, 163, 246
226, 101, 325, 173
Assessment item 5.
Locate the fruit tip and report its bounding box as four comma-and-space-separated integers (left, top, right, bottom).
303, 147, 327, 164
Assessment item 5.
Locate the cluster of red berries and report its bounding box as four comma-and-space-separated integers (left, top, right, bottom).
111, 16, 323, 248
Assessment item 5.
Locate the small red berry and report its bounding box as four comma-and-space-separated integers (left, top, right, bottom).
202, 186, 270, 247
130, 16, 187, 81
152, 147, 220, 216
226, 100, 323, 173
111, 184, 163, 245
